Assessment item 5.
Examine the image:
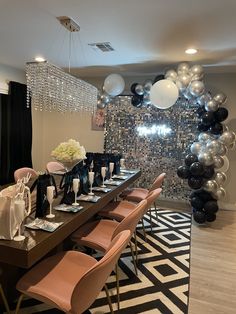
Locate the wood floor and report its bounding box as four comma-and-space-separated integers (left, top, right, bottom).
188, 209, 236, 314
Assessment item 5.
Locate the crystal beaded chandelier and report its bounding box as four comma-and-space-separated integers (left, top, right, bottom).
26, 17, 97, 113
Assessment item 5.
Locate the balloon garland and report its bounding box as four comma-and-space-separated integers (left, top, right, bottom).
172, 62, 236, 224
97, 73, 125, 109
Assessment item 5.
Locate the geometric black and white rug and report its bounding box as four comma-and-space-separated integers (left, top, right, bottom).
6, 209, 192, 314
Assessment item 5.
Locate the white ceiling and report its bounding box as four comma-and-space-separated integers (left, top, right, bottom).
1, 0, 236, 77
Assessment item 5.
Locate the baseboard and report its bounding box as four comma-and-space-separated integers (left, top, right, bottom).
218, 201, 236, 210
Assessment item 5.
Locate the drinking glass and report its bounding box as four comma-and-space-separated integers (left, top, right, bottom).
14, 199, 26, 241
72, 178, 80, 206
88, 171, 95, 196
109, 162, 114, 180
46, 186, 55, 218
120, 158, 125, 169
101, 166, 107, 187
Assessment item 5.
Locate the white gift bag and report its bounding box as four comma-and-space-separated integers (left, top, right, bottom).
0, 184, 31, 240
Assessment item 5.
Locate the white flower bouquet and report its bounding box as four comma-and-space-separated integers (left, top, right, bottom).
51, 139, 86, 169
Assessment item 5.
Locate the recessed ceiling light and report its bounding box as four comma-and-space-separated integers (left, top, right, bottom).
35, 56, 46, 62
185, 48, 198, 55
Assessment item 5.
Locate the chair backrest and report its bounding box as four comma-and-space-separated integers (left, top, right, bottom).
46, 161, 65, 173
112, 199, 147, 239
14, 167, 37, 182
144, 188, 162, 214
149, 172, 166, 192
71, 230, 131, 314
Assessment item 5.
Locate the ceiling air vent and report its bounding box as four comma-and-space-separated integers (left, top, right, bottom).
88, 42, 114, 52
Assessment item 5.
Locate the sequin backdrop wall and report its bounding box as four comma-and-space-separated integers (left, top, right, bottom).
104, 96, 199, 201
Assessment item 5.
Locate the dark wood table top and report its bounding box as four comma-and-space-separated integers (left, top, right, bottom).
0, 170, 141, 268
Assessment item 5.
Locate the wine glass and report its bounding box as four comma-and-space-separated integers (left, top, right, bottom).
14, 199, 26, 241
120, 158, 125, 169
101, 166, 107, 187
46, 186, 55, 218
109, 162, 114, 180
72, 178, 80, 206
88, 171, 95, 196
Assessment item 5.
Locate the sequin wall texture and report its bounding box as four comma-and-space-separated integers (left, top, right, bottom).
104, 96, 200, 201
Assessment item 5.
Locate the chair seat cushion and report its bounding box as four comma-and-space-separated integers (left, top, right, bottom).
121, 188, 149, 202
71, 219, 119, 253
16, 251, 97, 313
98, 201, 136, 221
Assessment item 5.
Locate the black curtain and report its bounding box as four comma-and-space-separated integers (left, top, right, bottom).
0, 81, 32, 184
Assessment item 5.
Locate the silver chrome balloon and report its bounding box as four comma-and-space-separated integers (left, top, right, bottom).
198, 152, 214, 166
143, 80, 153, 92
214, 172, 227, 186
191, 73, 204, 81
177, 62, 190, 74
197, 93, 212, 106
213, 155, 224, 169
190, 64, 204, 77
97, 100, 106, 109
198, 132, 213, 143
219, 131, 236, 146
165, 70, 177, 81
203, 180, 218, 193
190, 142, 202, 155
217, 143, 228, 156
178, 73, 191, 87
175, 80, 185, 93
213, 187, 226, 200
135, 84, 144, 95
213, 92, 227, 105
189, 80, 205, 97
205, 99, 219, 112
206, 140, 221, 155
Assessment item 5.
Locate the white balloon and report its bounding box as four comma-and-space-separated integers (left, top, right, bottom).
150, 79, 179, 109
103, 74, 125, 96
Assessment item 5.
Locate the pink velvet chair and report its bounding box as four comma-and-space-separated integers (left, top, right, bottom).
0, 284, 10, 314
98, 188, 162, 238
71, 199, 147, 309
46, 161, 66, 174
15, 230, 131, 314
120, 172, 166, 217
14, 167, 38, 182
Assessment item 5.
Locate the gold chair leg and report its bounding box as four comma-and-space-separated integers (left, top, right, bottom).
104, 284, 114, 314
115, 262, 120, 310
129, 241, 138, 276
0, 285, 10, 314
134, 231, 139, 263
149, 208, 153, 232
141, 218, 147, 241
15, 294, 24, 314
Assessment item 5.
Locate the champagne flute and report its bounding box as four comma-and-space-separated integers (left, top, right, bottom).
120, 158, 125, 169
101, 166, 107, 187
46, 186, 55, 218
88, 171, 95, 196
72, 178, 80, 206
14, 199, 26, 241
109, 162, 114, 180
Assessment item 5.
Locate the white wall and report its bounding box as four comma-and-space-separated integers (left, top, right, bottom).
0, 63, 26, 93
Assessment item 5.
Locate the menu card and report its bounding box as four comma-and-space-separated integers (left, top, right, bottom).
54, 204, 83, 213
25, 219, 63, 232
92, 186, 112, 193
77, 194, 101, 203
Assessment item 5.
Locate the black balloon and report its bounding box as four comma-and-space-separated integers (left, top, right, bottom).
203, 166, 215, 179
198, 190, 215, 202
204, 200, 219, 215
206, 213, 216, 222
131, 95, 143, 107
188, 176, 204, 189
209, 122, 223, 135
130, 83, 139, 94
153, 74, 164, 84
190, 196, 204, 210
193, 210, 206, 224
196, 105, 206, 117
190, 162, 205, 176
197, 123, 209, 132
201, 112, 215, 126
185, 154, 198, 167
214, 107, 228, 122
177, 165, 190, 179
